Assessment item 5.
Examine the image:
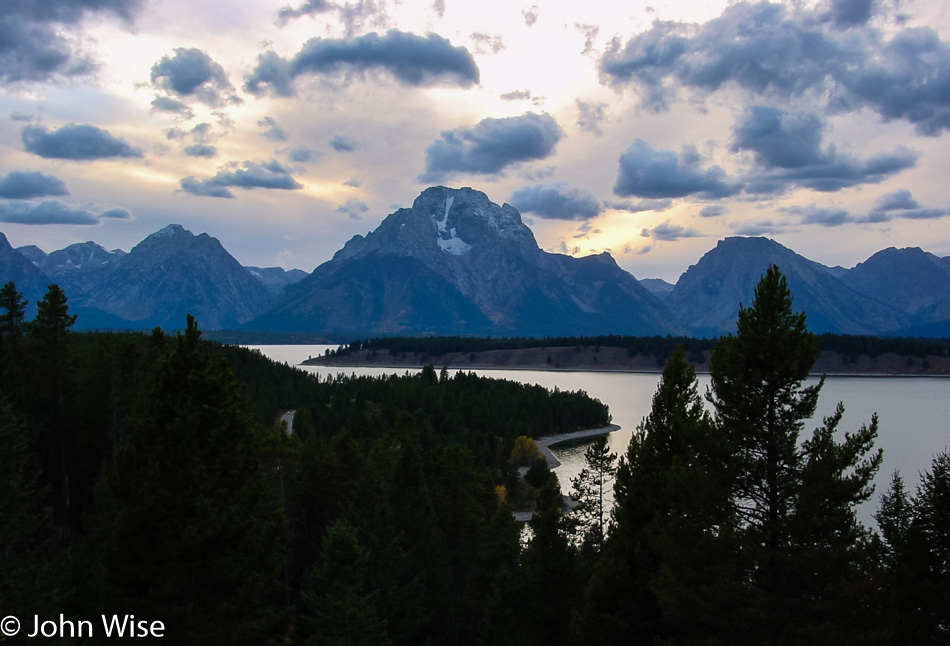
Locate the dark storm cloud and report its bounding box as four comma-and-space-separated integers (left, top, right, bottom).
732, 106, 918, 193
0, 199, 130, 225
508, 182, 600, 221
0, 171, 69, 199
179, 159, 303, 199
420, 112, 563, 181
183, 144, 218, 158
151, 48, 239, 107
613, 138, 739, 199
258, 117, 288, 142
21, 123, 144, 160
598, 2, 950, 134
150, 96, 195, 119
641, 221, 703, 241
244, 30, 479, 97
0, 0, 144, 85
330, 135, 358, 152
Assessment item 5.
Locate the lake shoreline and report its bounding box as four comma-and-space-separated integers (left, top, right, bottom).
301, 346, 950, 377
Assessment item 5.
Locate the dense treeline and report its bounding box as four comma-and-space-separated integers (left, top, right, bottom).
331, 331, 950, 364
0, 280, 606, 646
2, 275, 949, 645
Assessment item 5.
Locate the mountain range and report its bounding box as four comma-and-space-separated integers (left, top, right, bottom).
3, 186, 950, 338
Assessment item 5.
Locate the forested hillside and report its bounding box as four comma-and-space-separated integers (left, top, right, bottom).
1, 276, 948, 645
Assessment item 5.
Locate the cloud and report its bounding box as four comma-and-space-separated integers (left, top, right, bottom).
605, 198, 673, 213
150, 96, 195, 118
576, 100, 608, 135
166, 122, 215, 144
522, 6, 539, 26
640, 220, 703, 241
288, 146, 317, 162
730, 219, 784, 235
599, 4, 853, 110
0, 0, 144, 85
276, 0, 335, 26
183, 144, 218, 158
420, 112, 563, 181
699, 205, 728, 218
614, 138, 739, 199
598, 2, 950, 134
0, 199, 132, 225
10, 112, 38, 122
21, 123, 144, 160
501, 90, 533, 101
258, 116, 288, 141
733, 106, 918, 193
433, 0, 446, 18
343, 178, 362, 187
330, 135, 359, 152
782, 203, 854, 226
150, 48, 239, 108
470, 33, 505, 54
336, 199, 369, 220
179, 159, 304, 199
244, 30, 479, 96
0, 171, 69, 199
840, 27, 950, 135
867, 189, 949, 221
508, 181, 600, 221
825, 0, 875, 28
243, 52, 295, 98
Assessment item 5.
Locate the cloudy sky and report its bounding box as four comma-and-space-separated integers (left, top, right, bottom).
1, 0, 949, 281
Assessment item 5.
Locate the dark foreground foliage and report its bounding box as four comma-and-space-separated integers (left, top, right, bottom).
1, 277, 949, 646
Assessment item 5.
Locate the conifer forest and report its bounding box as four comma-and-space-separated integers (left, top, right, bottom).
1, 269, 948, 645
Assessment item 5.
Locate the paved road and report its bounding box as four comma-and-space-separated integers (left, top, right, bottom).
536, 424, 620, 468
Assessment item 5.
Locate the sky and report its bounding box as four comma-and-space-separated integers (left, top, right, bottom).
1, 0, 949, 282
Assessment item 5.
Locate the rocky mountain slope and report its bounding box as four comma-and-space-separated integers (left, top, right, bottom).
249, 187, 683, 336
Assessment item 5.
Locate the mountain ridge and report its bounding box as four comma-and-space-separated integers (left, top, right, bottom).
3, 186, 949, 337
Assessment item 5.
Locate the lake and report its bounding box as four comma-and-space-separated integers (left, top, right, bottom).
247, 344, 950, 524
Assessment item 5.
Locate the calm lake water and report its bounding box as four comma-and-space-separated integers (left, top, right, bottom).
247, 344, 950, 525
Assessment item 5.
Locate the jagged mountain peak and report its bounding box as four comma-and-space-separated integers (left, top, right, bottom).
334, 186, 539, 263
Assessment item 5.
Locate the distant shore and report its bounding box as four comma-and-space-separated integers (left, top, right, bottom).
301, 346, 950, 377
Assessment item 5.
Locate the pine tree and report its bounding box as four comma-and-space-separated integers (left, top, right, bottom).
89, 316, 289, 645
708, 266, 882, 643
300, 519, 392, 646
25, 284, 77, 532
0, 281, 27, 392
574, 345, 736, 646
570, 435, 616, 553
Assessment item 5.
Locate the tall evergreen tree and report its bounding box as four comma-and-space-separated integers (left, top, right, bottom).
25, 284, 77, 532
570, 435, 616, 553
88, 316, 289, 645
300, 519, 392, 646
708, 266, 882, 644
0, 281, 27, 393
574, 345, 735, 646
